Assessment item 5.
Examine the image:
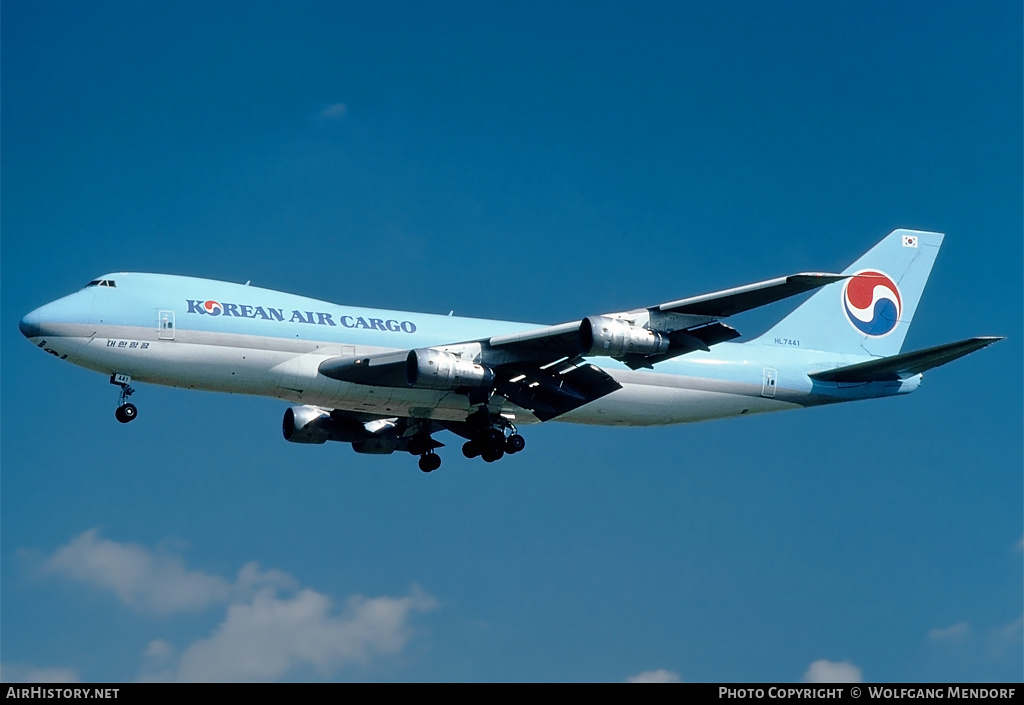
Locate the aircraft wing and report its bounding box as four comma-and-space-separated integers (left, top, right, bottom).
320, 270, 844, 420
486, 271, 845, 369
655, 273, 847, 316
320, 346, 625, 421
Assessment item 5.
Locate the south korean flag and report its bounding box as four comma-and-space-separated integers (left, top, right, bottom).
902, 234, 919, 248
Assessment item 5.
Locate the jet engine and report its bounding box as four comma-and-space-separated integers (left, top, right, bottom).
405, 348, 495, 390
580, 316, 670, 357
282, 405, 363, 444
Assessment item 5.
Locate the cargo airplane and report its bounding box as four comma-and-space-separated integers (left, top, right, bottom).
20, 229, 1000, 472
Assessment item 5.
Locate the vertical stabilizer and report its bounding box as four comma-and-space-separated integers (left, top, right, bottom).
753, 229, 943, 357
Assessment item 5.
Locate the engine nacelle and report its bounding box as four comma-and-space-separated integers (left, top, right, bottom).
282, 405, 362, 444
352, 438, 399, 454
580, 316, 670, 357
405, 348, 495, 390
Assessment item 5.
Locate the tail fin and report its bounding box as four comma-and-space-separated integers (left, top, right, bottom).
753, 229, 943, 357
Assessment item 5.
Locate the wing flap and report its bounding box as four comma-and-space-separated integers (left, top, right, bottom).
809, 337, 1003, 383
495, 361, 622, 421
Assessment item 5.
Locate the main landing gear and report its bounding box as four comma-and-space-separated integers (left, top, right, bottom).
407, 410, 527, 472
460, 413, 526, 464
407, 432, 444, 473
110, 373, 137, 424
417, 452, 442, 473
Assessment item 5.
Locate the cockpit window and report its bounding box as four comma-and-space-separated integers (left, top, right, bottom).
85, 279, 117, 288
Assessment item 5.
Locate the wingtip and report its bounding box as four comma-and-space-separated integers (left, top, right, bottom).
785, 272, 849, 290
788, 272, 849, 281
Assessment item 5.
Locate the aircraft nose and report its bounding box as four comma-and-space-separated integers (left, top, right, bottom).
19, 309, 42, 339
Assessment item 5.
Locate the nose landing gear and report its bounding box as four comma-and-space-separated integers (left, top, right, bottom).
110, 373, 137, 423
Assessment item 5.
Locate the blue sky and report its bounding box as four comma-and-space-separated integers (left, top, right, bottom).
2, 1, 1021, 683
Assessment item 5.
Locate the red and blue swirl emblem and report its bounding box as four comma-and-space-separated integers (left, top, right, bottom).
202, 300, 223, 316
843, 270, 901, 337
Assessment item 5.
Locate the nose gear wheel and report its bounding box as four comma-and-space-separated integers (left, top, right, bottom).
111, 374, 138, 424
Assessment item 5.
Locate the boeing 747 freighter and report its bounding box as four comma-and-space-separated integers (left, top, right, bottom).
20, 229, 1000, 472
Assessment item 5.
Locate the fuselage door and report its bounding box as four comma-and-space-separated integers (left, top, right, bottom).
158, 310, 175, 340
761, 367, 778, 398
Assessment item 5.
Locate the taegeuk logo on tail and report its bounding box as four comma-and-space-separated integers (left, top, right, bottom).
842, 270, 902, 337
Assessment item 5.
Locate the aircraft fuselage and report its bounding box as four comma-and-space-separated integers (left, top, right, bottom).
20, 272, 918, 428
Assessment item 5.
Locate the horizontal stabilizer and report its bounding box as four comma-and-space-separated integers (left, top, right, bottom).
809, 337, 1003, 383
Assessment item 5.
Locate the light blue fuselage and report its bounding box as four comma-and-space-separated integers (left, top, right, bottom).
20, 273, 919, 427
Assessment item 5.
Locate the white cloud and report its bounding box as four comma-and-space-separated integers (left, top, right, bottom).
802, 659, 863, 683
235, 560, 299, 595
143, 639, 175, 660
42, 530, 300, 615
627, 669, 682, 683
923, 615, 1023, 662
41, 530, 437, 682
172, 586, 436, 682
320, 102, 348, 119
43, 529, 231, 614
928, 621, 971, 641
0, 663, 80, 683
989, 615, 1023, 656
998, 615, 1023, 639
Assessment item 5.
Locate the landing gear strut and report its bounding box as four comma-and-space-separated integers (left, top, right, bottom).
111, 373, 137, 424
